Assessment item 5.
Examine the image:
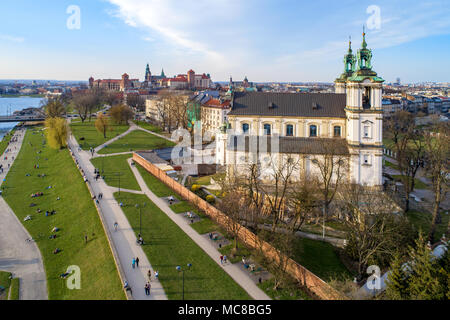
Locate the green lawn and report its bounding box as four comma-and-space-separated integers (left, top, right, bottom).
384, 160, 399, 171
392, 175, 428, 189
91, 154, 140, 191
97, 130, 175, 155
134, 121, 163, 133
0, 271, 12, 300
406, 210, 449, 243
3, 128, 125, 300
70, 120, 129, 150
115, 192, 250, 300
0, 128, 17, 156
291, 238, 352, 282
9, 278, 19, 300
136, 163, 180, 198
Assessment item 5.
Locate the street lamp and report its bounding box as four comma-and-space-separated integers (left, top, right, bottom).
135, 203, 146, 236
176, 263, 192, 300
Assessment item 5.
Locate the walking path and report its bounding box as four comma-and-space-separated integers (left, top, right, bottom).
68, 133, 167, 300
94, 121, 138, 154
127, 158, 271, 300
0, 128, 48, 300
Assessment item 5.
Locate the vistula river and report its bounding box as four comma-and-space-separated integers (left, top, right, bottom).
0, 96, 46, 139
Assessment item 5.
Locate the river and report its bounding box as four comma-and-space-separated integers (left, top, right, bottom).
0, 96, 46, 139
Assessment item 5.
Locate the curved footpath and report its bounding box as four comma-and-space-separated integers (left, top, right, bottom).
68, 132, 167, 300
0, 128, 48, 300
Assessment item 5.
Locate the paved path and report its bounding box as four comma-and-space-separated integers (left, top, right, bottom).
0, 128, 48, 300
136, 126, 175, 143
94, 121, 138, 154
68, 133, 167, 300
128, 158, 271, 300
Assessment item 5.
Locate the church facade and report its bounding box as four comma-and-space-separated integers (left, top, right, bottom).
215, 32, 384, 187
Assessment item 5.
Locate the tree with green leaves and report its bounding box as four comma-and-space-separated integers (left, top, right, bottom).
95, 114, 111, 138
385, 253, 409, 300
44, 98, 66, 118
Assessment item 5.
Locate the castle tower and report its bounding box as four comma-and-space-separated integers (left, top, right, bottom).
145, 63, 152, 82
344, 29, 385, 187
187, 69, 195, 89
335, 37, 356, 94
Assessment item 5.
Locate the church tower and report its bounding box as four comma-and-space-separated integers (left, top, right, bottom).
145, 63, 152, 82
335, 37, 356, 94
344, 29, 384, 187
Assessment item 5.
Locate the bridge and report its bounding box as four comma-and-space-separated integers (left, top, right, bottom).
0, 115, 46, 123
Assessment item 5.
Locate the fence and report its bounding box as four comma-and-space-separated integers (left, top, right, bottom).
133, 152, 347, 300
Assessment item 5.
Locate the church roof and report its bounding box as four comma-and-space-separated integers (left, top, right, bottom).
228, 92, 346, 118
227, 135, 349, 155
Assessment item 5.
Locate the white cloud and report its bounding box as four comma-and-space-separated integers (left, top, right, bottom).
0, 34, 25, 43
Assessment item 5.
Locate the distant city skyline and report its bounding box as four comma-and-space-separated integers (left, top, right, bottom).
0, 0, 449, 83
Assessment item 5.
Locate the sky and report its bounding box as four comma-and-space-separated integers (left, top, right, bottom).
0, 0, 449, 83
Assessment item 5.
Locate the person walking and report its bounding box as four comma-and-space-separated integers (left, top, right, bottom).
132, 257, 136, 269
147, 282, 151, 296
220, 255, 223, 264
147, 269, 152, 281
144, 283, 149, 296
114, 221, 118, 231
136, 257, 140, 268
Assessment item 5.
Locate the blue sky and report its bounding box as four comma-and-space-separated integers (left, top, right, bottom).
0, 0, 449, 83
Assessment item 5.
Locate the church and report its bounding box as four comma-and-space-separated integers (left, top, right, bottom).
215, 32, 384, 187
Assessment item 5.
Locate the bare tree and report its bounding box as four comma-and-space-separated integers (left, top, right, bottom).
424, 122, 450, 241
126, 94, 145, 112
310, 139, 348, 223
339, 183, 415, 277
385, 111, 425, 212
72, 89, 101, 122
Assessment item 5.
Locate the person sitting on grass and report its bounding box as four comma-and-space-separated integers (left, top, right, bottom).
60, 272, 70, 279
53, 248, 61, 254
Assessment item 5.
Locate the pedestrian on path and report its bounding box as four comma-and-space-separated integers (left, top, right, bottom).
136, 257, 140, 268
147, 269, 152, 281
132, 257, 136, 269
220, 255, 223, 264
147, 282, 151, 296
114, 221, 118, 231
144, 283, 149, 296
223, 255, 227, 264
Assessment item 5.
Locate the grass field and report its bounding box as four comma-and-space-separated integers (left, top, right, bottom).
9, 278, 19, 300
115, 192, 250, 300
91, 154, 140, 191
97, 130, 175, 155
135, 163, 180, 198
134, 121, 163, 133
391, 175, 428, 189
70, 120, 129, 150
258, 278, 311, 300
3, 128, 125, 300
407, 210, 449, 242
0, 128, 16, 156
0, 271, 12, 300
291, 238, 352, 282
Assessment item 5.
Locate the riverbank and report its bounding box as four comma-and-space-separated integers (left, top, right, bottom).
2, 126, 125, 299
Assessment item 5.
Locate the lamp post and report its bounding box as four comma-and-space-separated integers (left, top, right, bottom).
176, 263, 192, 300
135, 203, 146, 236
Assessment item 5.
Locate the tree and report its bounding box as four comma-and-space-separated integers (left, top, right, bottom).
385, 253, 409, 300
385, 111, 425, 212
45, 117, 68, 149
102, 90, 122, 107
44, 98, 66, 118
310, 139, 347, 224
108, 104, 134, 125
424, 122, 450, 242
339, 183, 415, 277
95, 114, 111, 138
72, 90, 101, 122
126, 94, 145, 112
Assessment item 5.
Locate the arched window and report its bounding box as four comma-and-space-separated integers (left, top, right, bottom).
242, 123, 249, 134
263, 124, 271, 135
333, 126, 341, 137
309, 125, 317, 137
286, 124, 294, 136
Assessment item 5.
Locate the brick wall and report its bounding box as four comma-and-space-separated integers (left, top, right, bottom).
133, 153, 347, 300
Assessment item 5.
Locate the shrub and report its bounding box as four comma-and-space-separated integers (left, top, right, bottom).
206, 195, 215, 204
191, 184, 201, 192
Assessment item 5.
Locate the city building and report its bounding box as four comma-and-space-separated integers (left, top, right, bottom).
216, 31, 384, 187
89, 73, 139, 91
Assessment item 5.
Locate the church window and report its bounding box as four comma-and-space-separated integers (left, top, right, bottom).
363, 87, 371, 109
333, 126, 341, 137
286, 124, 294, 136
263, 124, 271, 135
363, 125, 370, 138
309, 125, 317, 137
242, 123, 249, 133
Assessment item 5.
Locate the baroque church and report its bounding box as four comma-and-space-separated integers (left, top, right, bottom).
215, 31, 384, 187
